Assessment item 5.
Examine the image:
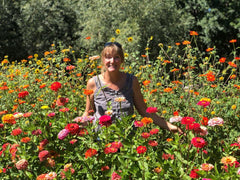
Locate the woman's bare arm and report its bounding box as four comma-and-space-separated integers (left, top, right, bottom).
132, 76, 182, 133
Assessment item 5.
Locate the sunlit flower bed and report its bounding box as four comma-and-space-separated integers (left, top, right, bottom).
0, 32, 239, 179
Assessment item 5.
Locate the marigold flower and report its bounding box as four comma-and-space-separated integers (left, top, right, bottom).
141, 117, 153, 125
191, 137, 206, 148
85, 148, 97, 158
136, 145, 147, 154
16, 159, 28, 170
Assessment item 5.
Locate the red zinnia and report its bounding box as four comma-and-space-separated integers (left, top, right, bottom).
189, 169, 200, 179
21, 137, 31, 143
18, 91, 29, 98
136, 146, 147, 154
219, 57, 226, 63
85, 148, 97, 158
99, 115, 112, 127
50, 82, 62, 92
104, 147, 118, 154
65, 123, 80, 135
111, 141, 123, 149
200, 117, 209, 126
11, 128, 22, 136
191, 137, 206, 148
186, 123, 201, 133
78, 128, 88, 136
181, 117, 195, 125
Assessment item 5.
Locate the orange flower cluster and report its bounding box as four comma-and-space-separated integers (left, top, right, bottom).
163, 87, 173, 92
142, 80, 151, 86
190, 31, 199, 36
205, 71, 215, 82
141, 117, 153, 125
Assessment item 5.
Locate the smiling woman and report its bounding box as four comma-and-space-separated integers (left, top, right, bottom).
81, 42, 182, 133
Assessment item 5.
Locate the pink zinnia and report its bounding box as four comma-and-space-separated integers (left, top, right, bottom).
148, 140, 158, 147
146, 107, 158, 113
111, 171, 122, 180
197, 100, 210, 107
134, 121, 144, 127
208, 117, 224, 126
16, 159, 28, 170
141, 132, 150, 139
32, 129, 42, 136
99, 115, 112, 127
191, 137, 206, 148
150, 128, 159, 135
169, 116, 182, 123
38, 150, 50, 161
56, 97, 69, 106
47, 112, 56, 117
58, 129, 70, 140
111, 141, 123, 149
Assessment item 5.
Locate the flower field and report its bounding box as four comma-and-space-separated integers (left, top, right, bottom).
0, 32, 240, 179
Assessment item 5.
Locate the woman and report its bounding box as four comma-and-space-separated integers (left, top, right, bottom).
82, 42, 182, 133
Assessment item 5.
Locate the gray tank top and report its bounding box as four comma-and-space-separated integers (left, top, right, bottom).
93, 73, 134, 124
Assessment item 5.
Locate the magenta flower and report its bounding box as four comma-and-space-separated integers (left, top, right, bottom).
197, 100, 210, 107
58, 129, 70, 140
146, 107, 158, 113
134, 121, 144, 127
99, 115, 112, 127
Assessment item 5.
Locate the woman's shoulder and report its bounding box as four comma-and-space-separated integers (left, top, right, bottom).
86, 76, 97, 90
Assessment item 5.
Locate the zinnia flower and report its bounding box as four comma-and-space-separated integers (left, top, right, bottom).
146, 107, 158, 113
45, 172, 57, 180
141, 132, 150, 139
181, 117, 195, 125
197, 100, 210, 107
148, 140, 158, 147
11, 128, 22, 136
200, 163, 214, 171
114, 97, 126, 102
18, 91, 29, 98
50, 82, 62, 92
208, 117, 224, 126
189, 169, 200, 179
58, 129, 70, 140
220, 156, 236, 166
169, 116, 182, 123
191, 137, 206, 148
16, 159, 28, 170
56, 97, 69, 106
2, 114, 16, 124
85, 148, 97, 158
141, 117, 153, 125
134, 121, 144, 127
136, 145, 147, 154
38, 150, 50, 161
65, 123, 79, 135
149, 128, 159, 135
111, 171, 122, 180
99, 115, 112, 127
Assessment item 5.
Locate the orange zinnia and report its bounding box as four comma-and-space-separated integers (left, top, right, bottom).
142, 80, 151, 86
163, 88, 172, 92
175, 42, 180, 46
83, 89, 94, 95
229, 39, 237, 43
219, 57, 226, 63
182, 40, 191, 45
206, 48, 214, 52
190, 31, 199, 36
228, 61, 237, 68
141, 117, 153, 125
141, 55, 147, 58
170, 68, 180, 72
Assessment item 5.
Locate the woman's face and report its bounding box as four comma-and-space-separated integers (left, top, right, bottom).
102, 48, 122, 72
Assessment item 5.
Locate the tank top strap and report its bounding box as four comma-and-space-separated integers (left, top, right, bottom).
93, 75, 102, 90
